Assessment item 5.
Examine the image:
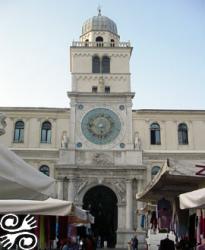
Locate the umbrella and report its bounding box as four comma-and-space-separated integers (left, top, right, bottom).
0, 143, 55, 200
0, 198, 94, 223
179, 188, 205, 209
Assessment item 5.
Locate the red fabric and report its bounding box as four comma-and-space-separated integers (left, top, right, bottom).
45, 216, 51, 247
58, 216, 68, 241
86, 238, 93, 250
200, 210, 203, 235
34, 216, 40, 238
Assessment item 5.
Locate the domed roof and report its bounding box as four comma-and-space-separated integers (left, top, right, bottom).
82, 11, 118, 36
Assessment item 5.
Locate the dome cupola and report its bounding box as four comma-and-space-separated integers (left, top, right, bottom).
81, 9, 118, 36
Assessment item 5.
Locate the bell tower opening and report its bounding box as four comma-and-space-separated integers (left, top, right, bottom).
83, 185, 118, 248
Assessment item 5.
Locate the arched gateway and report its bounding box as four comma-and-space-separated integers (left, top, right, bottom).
83, 185, 118, 248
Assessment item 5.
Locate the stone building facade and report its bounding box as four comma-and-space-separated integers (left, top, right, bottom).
0, 11, 205, 248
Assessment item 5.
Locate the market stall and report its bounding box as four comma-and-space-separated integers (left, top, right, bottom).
137, 159, 205, 202
0, 198, 94, 250
0, 198, 93, 222
136, 159, 205, 249
0, 120, 94, 250
179, 188, 205, 249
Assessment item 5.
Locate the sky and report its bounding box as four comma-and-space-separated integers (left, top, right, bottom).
0, 0, 204, 110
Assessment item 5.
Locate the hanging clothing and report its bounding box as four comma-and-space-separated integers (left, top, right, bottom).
157, 198, 172, 230
59, 216, 68, 241
50, 216, 57, 240
140, 214, 145, 228
197, 244, 205, 250
39, 216, 46, 250
189, 213, 196, 246
159, 238, 175, 250
150, 211, 157, 230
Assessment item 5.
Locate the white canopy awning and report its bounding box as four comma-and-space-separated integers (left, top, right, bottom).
180, 188, 205, 209
0, 198, 94, 224
0, 143, 55, 200
136, 159, 205, 202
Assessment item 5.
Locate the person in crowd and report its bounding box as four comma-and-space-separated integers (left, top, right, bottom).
62, 239, 70, 250
91, 235, 97, 250
159, 235, 175, 250
61, 238, 79, 250
79, 236, 86, 250
131, 235, 138, 250
85, 236, 94, 250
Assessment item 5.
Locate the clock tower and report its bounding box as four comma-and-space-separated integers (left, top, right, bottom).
57, 9, 145, 248
69, 9, 134, 151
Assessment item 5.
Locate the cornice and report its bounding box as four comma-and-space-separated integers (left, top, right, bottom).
72, 52, 130, 57
0, 107, 70, 112
133, 109, 205, 114
73, 74, 130, 81
67, 91, 135, 98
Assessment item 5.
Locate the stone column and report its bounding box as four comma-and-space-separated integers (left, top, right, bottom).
57, 180, 63, 200
68, 176, 76, 202
126, 179, 133, 230
137, 179, 144, 231
117, 204, 125, 230
69, 100, 76, 145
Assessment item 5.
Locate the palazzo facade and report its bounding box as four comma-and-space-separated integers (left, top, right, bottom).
0, 11, 205, 248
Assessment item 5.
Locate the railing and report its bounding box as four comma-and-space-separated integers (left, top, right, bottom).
72, 41, 131, 48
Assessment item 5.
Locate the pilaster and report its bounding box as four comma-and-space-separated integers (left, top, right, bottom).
125, 179, 133, 230
67, 176, 76, 202
57, 180, 63, 200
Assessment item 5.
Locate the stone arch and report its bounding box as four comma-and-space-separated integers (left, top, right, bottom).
82, 184, 118, 248
77, 181, 123, 206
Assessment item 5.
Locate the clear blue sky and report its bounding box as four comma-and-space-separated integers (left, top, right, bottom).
0, 0, 204, 109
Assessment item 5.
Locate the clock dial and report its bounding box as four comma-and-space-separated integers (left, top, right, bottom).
81, 108, 121, 144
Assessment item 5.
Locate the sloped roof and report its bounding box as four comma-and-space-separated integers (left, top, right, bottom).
136, 159, 205, 202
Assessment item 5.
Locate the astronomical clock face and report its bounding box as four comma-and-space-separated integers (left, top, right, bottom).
81, 108, 121, 145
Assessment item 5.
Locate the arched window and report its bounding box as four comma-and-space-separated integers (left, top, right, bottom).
102, 56, 110, 73
151, 166, 161, 177
92, 55, 100, 73
96, 36, 103, 47
178, 123, 188, 145
39, 165, 50, 176
13, 120, 24, 143
150, 123, 161, 145
110, 39, 115, 47
41, 121, 51, 143
85, 39, 89, 47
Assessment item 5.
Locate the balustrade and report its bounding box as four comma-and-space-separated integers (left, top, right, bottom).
72, 41, 131, 48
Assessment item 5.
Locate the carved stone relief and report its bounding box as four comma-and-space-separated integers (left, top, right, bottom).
0, 113, 6, 136
92, 152, 113, 166
114, 181, 126, 202
73, 177, 126, 205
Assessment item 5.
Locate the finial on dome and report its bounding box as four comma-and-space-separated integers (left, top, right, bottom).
97, 5, 102, 16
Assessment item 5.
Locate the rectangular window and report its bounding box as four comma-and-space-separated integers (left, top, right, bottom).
14, 129, 24, 143
41, 130, 47, 143
105, 86, 110, 93
151, 130, 161, 145
47, 130, 51, 143
92, 86, 98, 93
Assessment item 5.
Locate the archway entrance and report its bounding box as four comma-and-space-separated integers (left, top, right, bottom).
83, 185, 118, 248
